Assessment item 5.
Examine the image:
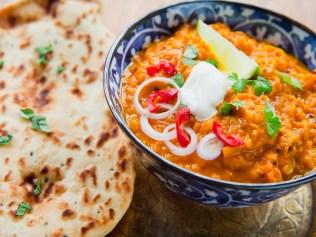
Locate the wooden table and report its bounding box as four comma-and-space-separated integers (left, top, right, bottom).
102, 1, 316, 237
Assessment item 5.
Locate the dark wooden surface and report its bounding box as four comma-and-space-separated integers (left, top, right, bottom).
101, 1, 316, 236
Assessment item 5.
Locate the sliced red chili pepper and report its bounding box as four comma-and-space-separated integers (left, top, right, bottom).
147, 88, 178, 113
175, 107, 191, 147
212, 121, 244, 147
159, 60, 177, 76
146, 65, 160, 76
146, 60, 177, 77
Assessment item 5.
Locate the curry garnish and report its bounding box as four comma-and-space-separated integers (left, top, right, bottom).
220, 101, 244, 116
279, 72, 303, 90
228, 73, 249, 93
172, 73, 184, 87
264, 101, 282, 138
252, 76, 272, 96
183, 45, 198, 66
205, 59, 218, 67
213, 121, 244, 147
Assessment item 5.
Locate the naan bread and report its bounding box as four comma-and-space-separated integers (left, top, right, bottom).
0, 0, 135, 236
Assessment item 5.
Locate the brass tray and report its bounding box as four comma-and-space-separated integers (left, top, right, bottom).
110, 161, 315, 237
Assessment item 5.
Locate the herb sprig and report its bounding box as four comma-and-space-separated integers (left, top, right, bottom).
264, 101, 282, 137
228, 73, 272, 96
279, 72, 303, 90
20, 108, 50, 133
183, 45, 198, 66
16, 202, 32, 217
33, 179, 42, 196
0, 134, 13, 145
220, 101, 245, 116
35, 44, 53, 65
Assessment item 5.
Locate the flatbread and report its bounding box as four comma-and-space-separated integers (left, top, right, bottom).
0, 0, 135, 236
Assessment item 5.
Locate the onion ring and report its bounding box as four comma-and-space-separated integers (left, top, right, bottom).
197, 133, 224, 160
140, 116, 176, 141
163, 124, 198, 156
133, 77, 180, 120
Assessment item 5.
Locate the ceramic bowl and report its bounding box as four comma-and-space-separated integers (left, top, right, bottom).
103, 0, 316, 207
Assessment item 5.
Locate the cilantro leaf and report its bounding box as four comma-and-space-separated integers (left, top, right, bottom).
56, 66, 65, 75
183, 57, 198, 66
16, 202, 32, 217
31, 116, 50, 133
35, 44, 53, 65
279, 73, 303, 90
205, 59, 218, 68
184, 45, 198, 59
228, 72, 239, 81
251, 76, 272, 96
20, 108, 50, 133
228, 73, 249, 93
0, 134, 13, 145
264, 101, 281, 138
183, 45, 198, 66
232, 80, 249, 93
172, 73, 184, 87
20, 108, 35, 120
0, 60, 4, 69
220, 101, 245, 116
232, 101, 245, 108
33, 179, 42, 196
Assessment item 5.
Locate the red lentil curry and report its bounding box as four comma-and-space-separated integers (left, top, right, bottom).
121, 22, 316, 183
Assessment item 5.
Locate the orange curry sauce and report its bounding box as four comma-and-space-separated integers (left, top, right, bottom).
121, 23, 316, 183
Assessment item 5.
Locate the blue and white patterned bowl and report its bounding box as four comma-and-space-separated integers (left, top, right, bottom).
103, 1, 316, 207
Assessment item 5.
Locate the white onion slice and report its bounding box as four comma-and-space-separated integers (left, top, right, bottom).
197, 133, 224, 160
157, 103, 173, 110
163, 125, 198, 156
133, 77, 180, 120
140, 116, 176, 141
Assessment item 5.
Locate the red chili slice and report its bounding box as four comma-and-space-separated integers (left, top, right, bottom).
147, 88, 178, 113
159, 60, 177, 76
212, 121, 245, 147
175, 107, 191, 147
146, 65, 160, 76
146, 60, 177, 77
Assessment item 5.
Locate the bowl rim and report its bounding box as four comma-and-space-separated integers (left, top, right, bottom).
103, 0, 316, 190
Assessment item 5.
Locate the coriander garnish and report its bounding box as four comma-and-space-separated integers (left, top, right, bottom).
251, 76, 272, 96
264, 101, 281, 138
0, 133, 13, 145
184, 45, 198, 59
35, 44, 53, 65
183, 45, 198, 66
205, 59, 218, 68
15, 202, 32, 217
228, 73, 249, 93
56, 65, 65, 75
228, 73, 272, 96
279, 72, 303, 90
0, 60, 4, 69
220, 101, 245, 116
172, 73, 184, 87
20, 108, 50, 133
33, 179, 42, 196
